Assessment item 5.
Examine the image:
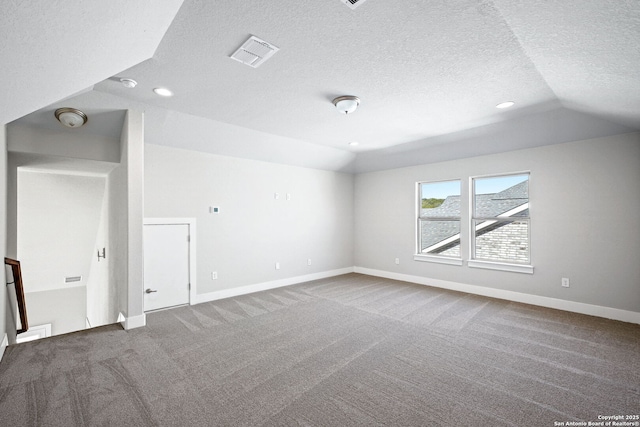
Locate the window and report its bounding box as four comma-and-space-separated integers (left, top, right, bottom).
415, 180, 462, 265
470, 173, 532, 273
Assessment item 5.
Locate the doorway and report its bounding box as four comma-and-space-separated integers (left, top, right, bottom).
16, 167, 113, 337
143, 218, 196, 312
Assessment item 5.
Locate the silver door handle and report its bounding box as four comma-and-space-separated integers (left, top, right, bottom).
145, 288, 157, 294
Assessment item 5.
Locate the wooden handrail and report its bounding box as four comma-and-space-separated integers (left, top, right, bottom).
5, 257, 29, 334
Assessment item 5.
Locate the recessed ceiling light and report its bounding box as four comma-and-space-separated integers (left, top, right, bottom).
496, 101, 515, 109
153, 87, 173, 97
349, 141, 359, 146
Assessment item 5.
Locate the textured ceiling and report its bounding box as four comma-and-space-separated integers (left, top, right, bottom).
91, 0, 639, 151
5, 0, 640, 172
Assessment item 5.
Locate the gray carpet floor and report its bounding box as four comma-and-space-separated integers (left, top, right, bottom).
1, 273, 639, 426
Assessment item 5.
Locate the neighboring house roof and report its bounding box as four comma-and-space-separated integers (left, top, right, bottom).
421, 196, 462, 251
420, 180, 528, 251
474, 180, 529, 218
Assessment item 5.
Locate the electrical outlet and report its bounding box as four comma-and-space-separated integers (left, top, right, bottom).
395, 258, 400, 265
211, 271, 218, 280
275, 262, 280, 270
561, 277, 570, 288
286, 193, 291, 201
307, 258, 312, 266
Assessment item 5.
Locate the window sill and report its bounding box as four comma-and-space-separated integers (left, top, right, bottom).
414, 254, 463, 266
467, 260, 534, 274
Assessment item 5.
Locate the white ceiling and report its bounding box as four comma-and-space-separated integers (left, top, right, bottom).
0, 0, 183, 125
4, 0, 640, 172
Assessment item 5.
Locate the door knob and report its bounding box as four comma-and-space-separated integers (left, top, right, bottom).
145, 288, 157, 294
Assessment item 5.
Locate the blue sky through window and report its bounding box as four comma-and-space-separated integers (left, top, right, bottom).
420, 180, 460, 200
421, 175, 528, 200
475, 174, 528, 195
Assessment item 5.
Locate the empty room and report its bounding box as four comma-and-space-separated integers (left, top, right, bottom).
1, 1, 639, 425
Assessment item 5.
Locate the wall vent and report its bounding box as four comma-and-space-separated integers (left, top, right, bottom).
65, 276, 82, 284
340, 0, 369, 10
230, 36, 279, 68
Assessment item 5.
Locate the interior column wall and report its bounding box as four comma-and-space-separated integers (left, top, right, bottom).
110, 110, 144, 329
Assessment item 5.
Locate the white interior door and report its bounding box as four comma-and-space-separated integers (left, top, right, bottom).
143, 224, 190, 311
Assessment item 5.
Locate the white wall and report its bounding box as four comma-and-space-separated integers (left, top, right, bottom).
17, 170, 106, 293
1, 126, 8, 355
25, 287, 86, 336
126, 111, 145, 326
144, 144, 354, 296
108, 148, 128, 322
109, 110, 145, 328
8, 124, 120, 163
354, 132, 640, 313
86, 187, 110, 327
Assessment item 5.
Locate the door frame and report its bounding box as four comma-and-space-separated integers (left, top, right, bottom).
143, 218, 197, 306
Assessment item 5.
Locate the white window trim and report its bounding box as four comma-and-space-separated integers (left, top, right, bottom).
414, 254, 463, 266
468, 260, 534, 274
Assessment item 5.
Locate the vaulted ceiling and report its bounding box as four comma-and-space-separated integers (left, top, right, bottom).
3, 0, 639, 172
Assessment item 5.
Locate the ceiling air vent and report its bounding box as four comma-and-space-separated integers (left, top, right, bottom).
65, 276, 82, 284
230, 36, 279, 68
340, 0, 369, 10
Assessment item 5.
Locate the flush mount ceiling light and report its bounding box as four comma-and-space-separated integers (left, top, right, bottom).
120, 78, 137, 88
54, 108, 88, 128
153, 87, 173, 97
333, 96, 361, 114
349, 141, 359, 146
496, 101, 515, 109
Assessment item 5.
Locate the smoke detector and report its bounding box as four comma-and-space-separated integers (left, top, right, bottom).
340, 0, 369, 10
230, 36, 279, 68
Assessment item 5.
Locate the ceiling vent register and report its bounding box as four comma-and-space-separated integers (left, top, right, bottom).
340, 0, 369, 9
230, 36, 279, 68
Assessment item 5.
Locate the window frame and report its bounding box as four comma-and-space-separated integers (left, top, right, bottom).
468, 172, 533, 274
414, 179, 463, 266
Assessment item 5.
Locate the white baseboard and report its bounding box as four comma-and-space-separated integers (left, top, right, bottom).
119, 313, 146, 330
195, 267, 354, 305
355, 267, 640, 325
0, 333, 8, 362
